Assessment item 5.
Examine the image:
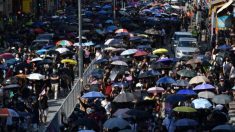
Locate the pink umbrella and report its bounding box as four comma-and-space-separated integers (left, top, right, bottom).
0, 53, 14, 59
147, 87, 165, 93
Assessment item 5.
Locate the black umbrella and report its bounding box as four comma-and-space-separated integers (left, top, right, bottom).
126, 109, 151, 118
75, 118, 98, 130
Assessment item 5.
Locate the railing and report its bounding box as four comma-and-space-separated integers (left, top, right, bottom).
45, 57, 98, 132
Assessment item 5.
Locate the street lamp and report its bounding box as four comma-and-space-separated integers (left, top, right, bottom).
78, 0, 83, 83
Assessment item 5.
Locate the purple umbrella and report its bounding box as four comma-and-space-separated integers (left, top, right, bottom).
156, 58, 175, 63
193, 83, 215, 90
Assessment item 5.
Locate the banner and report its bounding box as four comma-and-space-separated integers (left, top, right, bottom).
217, 15, 232, 28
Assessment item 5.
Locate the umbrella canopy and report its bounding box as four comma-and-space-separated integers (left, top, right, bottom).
212, 94, 232, 104
61, 59, 77, 65
172, 80, 189, 87
156, 58, 175, 63
198, 91, 215, 99
115, 29, 128, 33
173, 106, 197, 113
126, 109, 151, 118
111, 61, 128, 66
193, 83, 215, 90
175, 118, 198, 127
153, 48, 168, 54
133, 50, 148, 57
186, 58, 202, 65
113, 92, 136, 103
94, 58, 109, 64
1, 84, 20, 89
138, 70, 160, 78
177, 69, 197, 78
189, 76, 210, 84
56, 40, 73, 46
165, 94, 187, 104
192, 98, 212, 109
156, 76, 176, 84
0, 53, 14, 59
120, 49, 138, 56
36, 49, 48, 55
0, 108, 19, 117
27, 73, 45, 80
103, 117, 130, 129
176, 89, 197, 95
212, 124, 235, 132
147, 87, 165, 93
82, 91, 105, 98
113, 108, 130, 118
55, 47, 69, 53
31, 57, 43, 62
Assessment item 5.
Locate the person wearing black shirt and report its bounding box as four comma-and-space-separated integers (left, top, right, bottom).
38, 94, 48, 123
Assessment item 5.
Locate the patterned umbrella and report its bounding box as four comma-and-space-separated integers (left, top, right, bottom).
56, 40, 73, 46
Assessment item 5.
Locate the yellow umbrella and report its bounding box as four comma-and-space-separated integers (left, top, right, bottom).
173, 106, 197, 113
61, 59, 77, 65
153, 48, 168, 54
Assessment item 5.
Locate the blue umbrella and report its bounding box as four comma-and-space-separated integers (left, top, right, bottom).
94, 58, 109, 64
166, 94, 187, 104
110, 56, 123, 61
156, 77, 176, 84
36, 49, 48, 55
42, 45, 55, 49
84, 11, 93, 17
32, 21, 45, 27
98, 10, 108, 15
193, 83, 215, 90
177, 89, 197, 95
105, 19, 113, 24
102, 5, 112, 9
5, 59, 18, 66
217, 44, 231, 50
175, 118, 198, 127
106, 25, 118, 32
82, 91, 105, 98
112, 82, 129, 88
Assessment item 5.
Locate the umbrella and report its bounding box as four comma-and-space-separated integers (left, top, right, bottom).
37, 59, 53, 65
61, 59, 77, 65
176, 89, 197, 95
1, 84, 20, 89
31, 57, 43, 62
113, 108, 130, 118
36, 49, 48, 55
133, 50, 148, 57
78, 130, 95, 132
126, 109, 151, 118
120, 49, 138, 56
115, 29, 128, 33
103, 117, 130, 129
106, 25, 118, 32
153, 48, 168, 54
172, 80, 189, 87
212, 94, 232, 104
94, 58, 109, 64
175, 118, 198, 127
113, 92, 136, 103
138, 70, 160, 78
177, 69, 197, 77
56, 40, 73, 46
0, 53, 14, 59
147, 87, 165, 93
193, 83, 215, 90
5, 58, 18, 65
156, 58, 175, 63
192, 98, 212, 109
15, 74, 28, 79
104, 39, 125, 47
173, 106, 197, 113
55, 47, 69, 53
217, 44, 232, 50
144, 28, 159, 35
0, 108, 19, 117
165, 94, 187, 104
27, 73, 45, 80
156, 77, 176, 84
186, 58, 202, 65
198, 91, 215, 99
111, 61, 128, 66
189, 76, 210, 84
82, 91, 105, 98
212, 124, 235, 132
104, 47, 117, 51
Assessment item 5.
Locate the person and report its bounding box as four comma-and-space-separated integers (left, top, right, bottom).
38, 91, 48, 124
162, 114, 176, 132
50, 69, 60, 100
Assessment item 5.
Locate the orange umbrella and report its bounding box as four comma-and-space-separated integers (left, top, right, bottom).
0, 108, 19, 117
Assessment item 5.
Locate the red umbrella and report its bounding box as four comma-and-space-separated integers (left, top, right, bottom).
134, 50, 148, 57
0, 53, 14, 59
34, 28, 44, 34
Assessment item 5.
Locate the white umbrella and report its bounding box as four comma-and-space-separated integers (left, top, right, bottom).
104, 39, 114, 45
189, 76, 210, 84
192, 98, 212, 109
27, 73, 45, 80
147, 87, 165, 93
55, 48, 69, 53
111, 61, 128, 66
31, 57, 43, 62
198, 91, 215, 99
120, 49, 138, 56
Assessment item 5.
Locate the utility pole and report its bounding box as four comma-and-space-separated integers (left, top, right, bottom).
78, 0, 83, 84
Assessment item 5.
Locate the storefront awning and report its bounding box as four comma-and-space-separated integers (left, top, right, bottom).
217, 0, 234, 14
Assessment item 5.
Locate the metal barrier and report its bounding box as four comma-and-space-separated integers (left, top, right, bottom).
45, 57, 98, 132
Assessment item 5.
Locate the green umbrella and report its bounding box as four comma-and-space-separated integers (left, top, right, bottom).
177, 69, 197, 77
173, 106, 197, 113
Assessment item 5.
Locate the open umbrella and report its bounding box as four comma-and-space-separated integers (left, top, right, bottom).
212, 94, 232, 104
103, 117, 130, 129
120, 49, 138, 56
27, 73, 45, 80
175, 118, 198, 127
126, 109, 151, 118
0, 53, 14, 59
31, 57, 43, 62
113, 92, 136, 103
138, 70, 160, 78
82, 91, 105, 98
115, 29, 128, 33
113, 108, 130, 118
176, 89, 197, 95
177, 69, 197, 77
193, 83, 215, 90
189, 76, 210, 84
212, 124, 235, 132
111, 61, 128, 66
61, 59, 77, 65
147, 87, 165, 93
165, 94, 187, 104
173, 106, 197, 113
186, 58, 202, 65
172, 80, 189, 87
0, 108, 19, 117
56, 40, 73, 46
94, 58, 109, 64
156, 58, 175, 63
156, 77, 176, 84
1, 84, 20, 89
133, 50, 148, 57
192, 98, 212, 109
198, 91, 215, 99
153, 48, 168, 54
36, 49, 48, 55
55, 47, 69, 53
